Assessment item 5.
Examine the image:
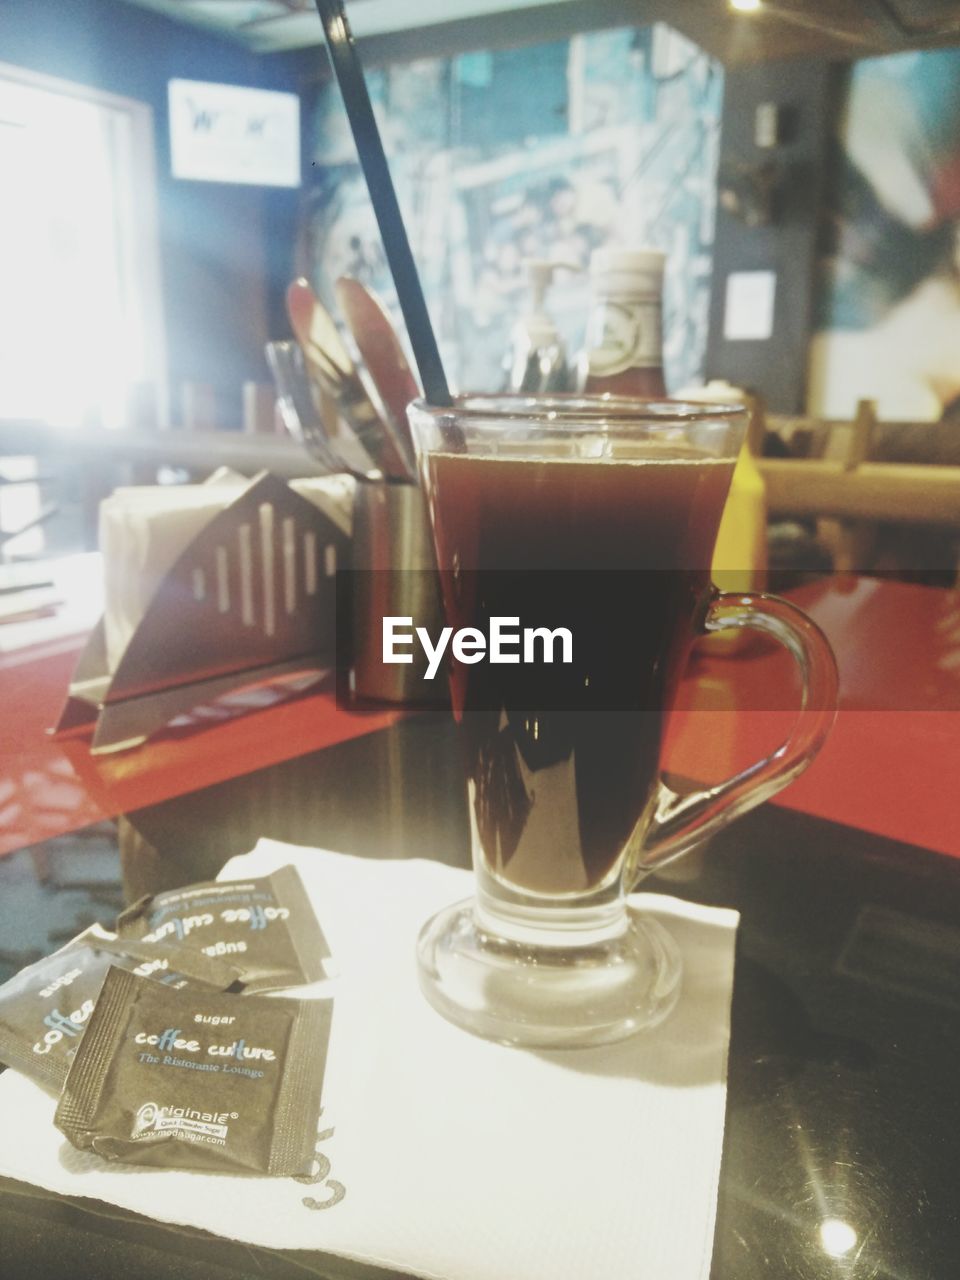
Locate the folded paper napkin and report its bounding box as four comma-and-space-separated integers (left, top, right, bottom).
0, 842, 739, 1280
99, 473, 354, 672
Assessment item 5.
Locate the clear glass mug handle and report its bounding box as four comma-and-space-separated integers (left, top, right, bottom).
632, 591, 839, 880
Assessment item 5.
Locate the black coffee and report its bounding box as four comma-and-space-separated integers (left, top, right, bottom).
56, 967, 332, 1175
424, 450, 734, 895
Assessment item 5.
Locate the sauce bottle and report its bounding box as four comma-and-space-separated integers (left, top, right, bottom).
582, 248, 667, 397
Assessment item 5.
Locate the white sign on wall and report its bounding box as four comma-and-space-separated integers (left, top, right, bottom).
723, 270, 777, 342
168, 79, 300, 188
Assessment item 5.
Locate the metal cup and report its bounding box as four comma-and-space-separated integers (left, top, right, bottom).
349, 482, 446, 705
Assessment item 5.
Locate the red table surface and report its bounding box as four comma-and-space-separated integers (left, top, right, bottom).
0, 641, 403, 858
0, 577, 957, 860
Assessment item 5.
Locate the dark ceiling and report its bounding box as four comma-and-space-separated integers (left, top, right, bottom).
665, 0, 960, 65
115, 0, 960, 63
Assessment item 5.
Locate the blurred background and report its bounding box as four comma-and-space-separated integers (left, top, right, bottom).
3, 0, 960, 581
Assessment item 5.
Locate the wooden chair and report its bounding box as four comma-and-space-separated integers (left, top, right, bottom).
758, 399, 960, 581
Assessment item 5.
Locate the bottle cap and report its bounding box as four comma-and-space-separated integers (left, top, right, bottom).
589, 247, 666, 299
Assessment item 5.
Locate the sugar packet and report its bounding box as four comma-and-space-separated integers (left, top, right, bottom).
117, 865, 330, 992
0, 926, 241, 1095
56, 967, 332, 1175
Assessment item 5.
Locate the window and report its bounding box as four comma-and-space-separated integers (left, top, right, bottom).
0, 63, 165, 429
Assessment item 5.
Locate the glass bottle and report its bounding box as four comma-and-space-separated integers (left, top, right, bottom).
582, 248, 667, 397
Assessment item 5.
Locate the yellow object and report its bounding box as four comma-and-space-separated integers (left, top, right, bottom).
707, 437, 768, 656
674, 380, 768, 656
712, 441, 768, 596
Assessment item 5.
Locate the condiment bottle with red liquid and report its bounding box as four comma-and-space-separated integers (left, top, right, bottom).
582, 251, 768, 655
582, 248, 667, 397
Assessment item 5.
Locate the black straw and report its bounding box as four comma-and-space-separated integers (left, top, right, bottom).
313, 0, 453, 407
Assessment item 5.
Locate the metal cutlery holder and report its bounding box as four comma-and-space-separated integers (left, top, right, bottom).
347, 481, 447, 706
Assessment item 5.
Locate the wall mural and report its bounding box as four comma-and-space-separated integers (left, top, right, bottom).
301, 24, 723, 393
810, 49, 960, 422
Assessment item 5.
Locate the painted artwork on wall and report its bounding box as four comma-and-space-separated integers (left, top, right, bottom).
301, 24, 723, 393
809, 49, 960, 421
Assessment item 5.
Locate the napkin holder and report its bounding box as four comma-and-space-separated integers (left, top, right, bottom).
55, 472, 350, 754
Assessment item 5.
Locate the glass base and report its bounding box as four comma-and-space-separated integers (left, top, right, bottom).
416, 898, 682, 1048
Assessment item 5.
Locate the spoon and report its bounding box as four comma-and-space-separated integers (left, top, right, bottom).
335, 277, 421, 472
285, 278, 415, 483
265, 341, 382, 482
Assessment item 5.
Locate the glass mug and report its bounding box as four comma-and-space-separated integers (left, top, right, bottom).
407, 396, 837, 1048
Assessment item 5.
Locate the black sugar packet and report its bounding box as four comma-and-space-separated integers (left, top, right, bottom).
56, 967, 332, 1176
0, 927, 243, 1096
117, 865, 330, 993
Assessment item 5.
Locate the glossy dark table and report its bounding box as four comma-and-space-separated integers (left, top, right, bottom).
1, 710, 959, 1280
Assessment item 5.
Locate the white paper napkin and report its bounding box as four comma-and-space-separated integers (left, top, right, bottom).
99, 475, 354, 672
0, 842, 739, 1280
